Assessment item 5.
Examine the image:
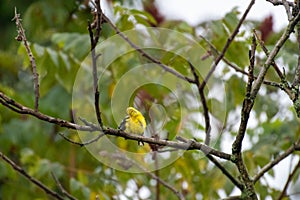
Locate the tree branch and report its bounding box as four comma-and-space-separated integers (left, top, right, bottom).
266, 0, 295, 7
51, 172, 77, 200
206, 154, 243, 190
0, 92, 94, 131
0, 151, 64, 200
99, 9, 195, 83
200, 35, 287, 90
282, 0, 293, 20
58, 132, 105, 147
232, 7, 300, 156
13, 8, 40, 111
189, 61, 211, 145
253, 140, 300, 183
250, 10, 300, 100
231, 34, 258, 200
88, 0, 104, 129
199, 0, 256, 91
0, 92, 231, 160
277, 159, 300, 200
253, 30, 285, 80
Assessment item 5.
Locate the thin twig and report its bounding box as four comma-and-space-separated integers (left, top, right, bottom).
51, 172, 77, 200
253, 29, 295, 100
200, 35, 287, 90
253, 30, 285, 80
282, 0, 293, 20
13, 8, 40, 111
100, 11, 195, 83
0, 151, 64, 200
58, 132, 104, 147
188, 61, 211, 145
277, 159, 300, 200
251, 10, 300, 99
246, 33, 257, 96
253, 140, 300, 183
199, 0, 256, 91
88, 0, 104, 129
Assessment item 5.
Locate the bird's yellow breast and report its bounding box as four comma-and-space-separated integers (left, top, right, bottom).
125, 107, 146, 134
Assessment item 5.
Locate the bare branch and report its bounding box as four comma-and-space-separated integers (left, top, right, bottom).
51, 172, 77, 200
13, 8, 40, 111
251, 10, 300, 100
253, 30, 285, 80
233, 8, 300, 155
246, 33, 257, 96
277, 159, 300, 200
253, 140, 300, 183
0, 92, 95, 131
230, 10, 300, 197
188, 61, 211, 145
0, 151, 64, 200
100, 11, 195, 83
231, 30, 258, 200
58, 132, 104, 147
282, 0, 293, 20
88, 0, 104, 129
200, 35, 287, 90
206, 154, 243, 190
266, 0, 295, 7
199, 0, 256, 91
0, 92, 231, 160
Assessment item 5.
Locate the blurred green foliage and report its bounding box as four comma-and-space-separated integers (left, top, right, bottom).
1, 0, 300, 199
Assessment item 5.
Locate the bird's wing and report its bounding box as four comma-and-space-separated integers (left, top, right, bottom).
118, 115, 129, 130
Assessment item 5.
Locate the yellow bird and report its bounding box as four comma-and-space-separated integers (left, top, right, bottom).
118, 107, 147, 145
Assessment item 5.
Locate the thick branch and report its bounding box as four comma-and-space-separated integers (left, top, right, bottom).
231, 32, 258, 200
206, 154, 243, 190
0, 92, 231, 160
0, 92, 94, 131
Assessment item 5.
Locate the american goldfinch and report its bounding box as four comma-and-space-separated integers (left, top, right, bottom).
118, 107, 147, 145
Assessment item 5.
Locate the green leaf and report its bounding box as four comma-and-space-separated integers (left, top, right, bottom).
51, 33, 90, 60
223, 7, 240, 33
131, 9, 157, 25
